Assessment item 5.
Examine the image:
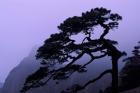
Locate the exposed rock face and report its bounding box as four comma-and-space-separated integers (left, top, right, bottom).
2, 47, 111, 93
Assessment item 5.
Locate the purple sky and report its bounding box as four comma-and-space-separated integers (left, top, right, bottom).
0, 0, 140, 82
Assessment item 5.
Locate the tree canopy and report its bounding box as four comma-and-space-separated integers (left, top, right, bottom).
21, 7, 124, 93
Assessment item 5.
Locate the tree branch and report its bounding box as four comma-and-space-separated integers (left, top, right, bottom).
63, 69, 112, 93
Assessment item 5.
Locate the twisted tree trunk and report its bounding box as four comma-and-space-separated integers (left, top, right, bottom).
112, 58, 119, 93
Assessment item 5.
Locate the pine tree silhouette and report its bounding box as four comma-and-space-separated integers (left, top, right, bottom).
21, 7, 125, 93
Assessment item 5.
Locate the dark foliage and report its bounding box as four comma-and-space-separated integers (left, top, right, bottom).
119, 41, 140, 92
21, 7, 124, 93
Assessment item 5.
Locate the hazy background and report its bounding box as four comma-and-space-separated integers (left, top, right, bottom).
0, 0, 140, 83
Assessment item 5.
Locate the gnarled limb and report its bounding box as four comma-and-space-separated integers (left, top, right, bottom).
62, 69, 112, 93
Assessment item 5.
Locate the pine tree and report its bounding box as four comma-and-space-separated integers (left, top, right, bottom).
21, 7, 125, 93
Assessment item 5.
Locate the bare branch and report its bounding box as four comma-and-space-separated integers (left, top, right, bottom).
63, 69, 112, 93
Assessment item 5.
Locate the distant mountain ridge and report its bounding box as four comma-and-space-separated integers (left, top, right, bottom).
0, 83, 3, 93
1, 47, 40, 93
1, 47, 112, 93
0, 82, 3, 88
